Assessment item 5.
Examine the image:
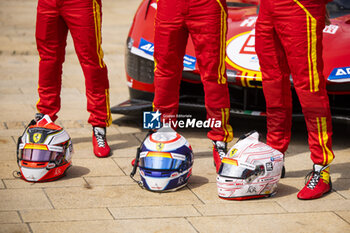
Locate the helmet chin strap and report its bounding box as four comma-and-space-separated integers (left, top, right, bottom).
129, 146, 144, 189
130, 130, 154, 189
12, 170, 22, 179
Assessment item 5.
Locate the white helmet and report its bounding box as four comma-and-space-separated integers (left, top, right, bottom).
137, 126, 194, 191
217, 131, 284, 200
17, 115, 73, 182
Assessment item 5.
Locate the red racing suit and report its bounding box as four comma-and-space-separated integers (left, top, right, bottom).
153, 0, 233, 142
255, 0, 334, 165
36, 0, 112, 127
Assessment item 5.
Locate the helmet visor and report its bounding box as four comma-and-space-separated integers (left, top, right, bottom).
21, 149, 63, 162
140, 152, 184, 170
218, 158, 260, 179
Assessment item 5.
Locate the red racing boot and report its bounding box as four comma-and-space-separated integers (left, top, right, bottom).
297, 164, 332, 200
212, 141, 227, 173
92, 127, 111, 158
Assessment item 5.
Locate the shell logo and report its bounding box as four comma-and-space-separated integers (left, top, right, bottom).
226, 30, 262, 86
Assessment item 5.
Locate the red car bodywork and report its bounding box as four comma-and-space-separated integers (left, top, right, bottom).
112, 0, 350, 120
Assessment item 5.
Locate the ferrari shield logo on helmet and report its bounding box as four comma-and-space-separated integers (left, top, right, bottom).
156, 143, 164, 151
33, 133, 42, 143
229, 148, 238, 157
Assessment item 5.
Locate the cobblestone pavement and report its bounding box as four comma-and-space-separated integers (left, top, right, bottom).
0, 1, 349, 232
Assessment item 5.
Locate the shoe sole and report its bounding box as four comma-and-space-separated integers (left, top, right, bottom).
297, 178, 333, 200
297, 188, 332, 200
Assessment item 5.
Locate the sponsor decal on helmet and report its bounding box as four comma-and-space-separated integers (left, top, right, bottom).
259, 177, 274, 182
54, 167, 63, 176
247, 186, 257, 193
270, 155, 283, 162
177, 176, 184, 185
239, 161, 256, 170
266, 162, 274, 171
46, 163, 56, 169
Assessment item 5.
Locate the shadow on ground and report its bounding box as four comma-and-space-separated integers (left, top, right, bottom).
65, 165, 90, 178
273, 183, 300, 199
189, 175, 210, 185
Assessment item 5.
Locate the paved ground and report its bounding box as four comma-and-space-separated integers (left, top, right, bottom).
0, 1, 350, 232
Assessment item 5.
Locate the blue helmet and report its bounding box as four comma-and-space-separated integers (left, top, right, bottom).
138, 126, 193, 191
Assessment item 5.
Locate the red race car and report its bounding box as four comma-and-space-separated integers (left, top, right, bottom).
111, 0, 350, 121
